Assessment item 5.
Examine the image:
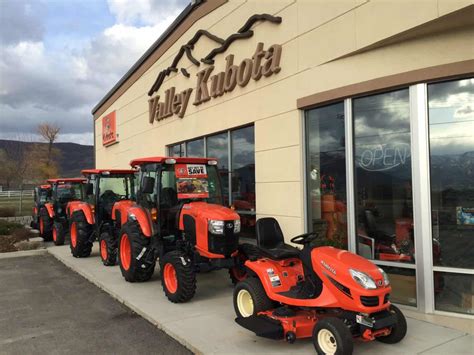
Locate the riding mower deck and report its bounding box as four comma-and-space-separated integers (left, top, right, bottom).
31, 184, 51, 230
68, 169, 136, 261
39, 178, 87, 244
116, 157, 243, 303
234, 217, 407, 354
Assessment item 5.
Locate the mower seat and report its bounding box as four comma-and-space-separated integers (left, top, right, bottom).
256, 218, 300, 260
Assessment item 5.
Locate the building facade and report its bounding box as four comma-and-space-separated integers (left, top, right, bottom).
93, 0, 474, 317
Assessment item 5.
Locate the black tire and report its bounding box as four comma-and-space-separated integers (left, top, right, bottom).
39, 208, 53, 241
160, 250, 196, 303
313, 318, 353, 355
53, 221, 66, 246
118, 221, 155, 282
233, 277, 274, 318
99, 231, 117, 266
229, 251, 248, 285
376, 305, 407, 344
69, 211, 93, 258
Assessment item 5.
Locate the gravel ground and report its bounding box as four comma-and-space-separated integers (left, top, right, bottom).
0, 254, 192, 355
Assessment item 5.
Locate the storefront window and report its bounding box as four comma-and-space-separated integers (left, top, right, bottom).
186, 138, 204, 157
380, 266, 417, 306
305, 102, 348, 248
170, 143, 185, 157
434, 272, 473, 315
231, 126, 255, 238
207, 132, 229, 205
428, 78, 474, 269
353, 89, 415, 263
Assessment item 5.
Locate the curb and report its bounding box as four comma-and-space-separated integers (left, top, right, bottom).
47, 248, 203, 355
0, 248, 47, 259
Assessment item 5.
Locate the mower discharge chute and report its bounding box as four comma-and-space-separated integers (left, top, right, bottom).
117, 157, 245, 303
31, 184, 51, 230
39, 178, 87, 244
67, 169, 137, 261
234, 217, 407, 354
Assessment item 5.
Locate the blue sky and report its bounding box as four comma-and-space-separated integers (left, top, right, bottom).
0, 0, 188, 145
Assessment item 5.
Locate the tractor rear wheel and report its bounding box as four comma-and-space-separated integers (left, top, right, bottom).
99, 231, 117, 266
39, 208, 53, 241
312, 317, 353, 355
53, 221, 66, 246
69, 211, 93, 257
233, 277, 274, 318
160, 250, 196, 303
118, 221, 155, 282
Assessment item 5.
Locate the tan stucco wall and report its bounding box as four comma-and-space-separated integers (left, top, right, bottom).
95, 0, 474, 241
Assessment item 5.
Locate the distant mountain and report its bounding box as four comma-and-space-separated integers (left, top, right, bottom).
0, 140, 93, 178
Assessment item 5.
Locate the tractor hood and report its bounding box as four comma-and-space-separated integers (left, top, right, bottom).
183, 202, 240, 221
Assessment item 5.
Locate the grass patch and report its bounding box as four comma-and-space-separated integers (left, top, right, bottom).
0, 220, 23, 235
0, 220, 39, 253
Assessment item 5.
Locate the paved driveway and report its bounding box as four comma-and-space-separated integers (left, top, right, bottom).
0, 254, 191, 355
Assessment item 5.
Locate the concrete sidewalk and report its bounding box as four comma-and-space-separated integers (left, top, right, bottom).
48, 244, 474, 355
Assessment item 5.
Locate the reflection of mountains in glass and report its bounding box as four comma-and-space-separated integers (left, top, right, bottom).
431, 151, 474, 188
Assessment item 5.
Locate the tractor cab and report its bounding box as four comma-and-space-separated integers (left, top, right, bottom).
31, 184, 52, 229
48, 178, 86, 213
81, 169, 137, 225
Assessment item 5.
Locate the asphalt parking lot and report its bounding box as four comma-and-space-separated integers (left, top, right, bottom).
0, 254, 191, 355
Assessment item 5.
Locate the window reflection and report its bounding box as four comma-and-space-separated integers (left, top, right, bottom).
232, 126, 256, 238
429, 78, 474, 270
306, 102, 348, 249
170, 143, 185, 157
186, 138, 204, 157
434, 272, 473, 315
207, 132, 229, 205
380, 266, 417, 306
353, 89, 415, 263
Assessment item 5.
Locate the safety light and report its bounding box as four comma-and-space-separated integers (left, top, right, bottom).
165, 158, 176, 164
208, 220, 224, 235
101, 171, 110, 175
151, 208, 158, 221
208, 160, 218, 166
349, 269, 377, 290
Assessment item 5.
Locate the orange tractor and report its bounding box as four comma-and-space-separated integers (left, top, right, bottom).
31, 184, 51, 230
39, 178, 87, 244
68, 169, 136, 262
116, 157, 243, 303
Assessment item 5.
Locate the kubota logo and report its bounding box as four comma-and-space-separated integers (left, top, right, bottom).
321, 260, 336, 275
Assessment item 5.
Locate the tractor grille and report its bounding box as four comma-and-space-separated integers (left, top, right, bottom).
383, 293, 390, 304
360, 295, 379, 307
208, 221, 239, 257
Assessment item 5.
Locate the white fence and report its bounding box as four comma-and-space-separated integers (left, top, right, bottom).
0, 190, 34, 198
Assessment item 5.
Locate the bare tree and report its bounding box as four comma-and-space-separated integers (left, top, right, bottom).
37, 122, 60, 166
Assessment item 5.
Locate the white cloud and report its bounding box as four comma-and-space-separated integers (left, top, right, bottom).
107, 0, 187, 25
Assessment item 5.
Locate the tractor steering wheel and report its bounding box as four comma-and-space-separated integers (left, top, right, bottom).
290, 232, 318, 245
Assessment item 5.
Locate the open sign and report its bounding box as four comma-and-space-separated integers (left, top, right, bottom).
359, 143, 410, 172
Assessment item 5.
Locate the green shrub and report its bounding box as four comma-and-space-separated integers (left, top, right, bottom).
0, 207, 16, 217
0, 220, 23, 235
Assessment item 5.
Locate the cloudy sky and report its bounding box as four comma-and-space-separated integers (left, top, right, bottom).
0, 0, 188, 145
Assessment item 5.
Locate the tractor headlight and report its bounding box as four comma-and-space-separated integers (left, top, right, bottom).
234, 219, 241, 234
378, 268, 390, 286
57, 207, 62, 214
349, 269, 377, 290
208, 220, 224, 235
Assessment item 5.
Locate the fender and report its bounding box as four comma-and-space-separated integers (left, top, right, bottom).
45, 203, 54, 218
128, 206, 152, 237
68, 201, 95, 225
112, 200, 135, 227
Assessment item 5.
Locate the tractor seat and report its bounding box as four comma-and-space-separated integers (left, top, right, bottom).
256, 218, 300, 260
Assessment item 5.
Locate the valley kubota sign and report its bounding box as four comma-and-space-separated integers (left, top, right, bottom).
148, 42, 282, 123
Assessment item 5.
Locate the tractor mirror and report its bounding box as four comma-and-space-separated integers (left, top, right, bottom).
142, 176, 155, 194
85, 183, 94, 195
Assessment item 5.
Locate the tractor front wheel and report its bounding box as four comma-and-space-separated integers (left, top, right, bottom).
53, 221, 66, 246
69, 211, 93, 257
160, 250, 196, 303
39, 208, 53, 241
375, 305, 407, 344
312, 317, 353, 355
118, 221, 155, 282
233, 277, 274, 318
99, 231, 117, 266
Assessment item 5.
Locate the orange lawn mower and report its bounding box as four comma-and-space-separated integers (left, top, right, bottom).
31, 184, 51, 230
233, 217, 407, 354
67, 169, 136, 262
39, 178, 87, 245
116, 157, 245, 303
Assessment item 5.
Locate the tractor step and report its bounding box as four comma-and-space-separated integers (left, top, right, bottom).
235, 315, 284, 340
